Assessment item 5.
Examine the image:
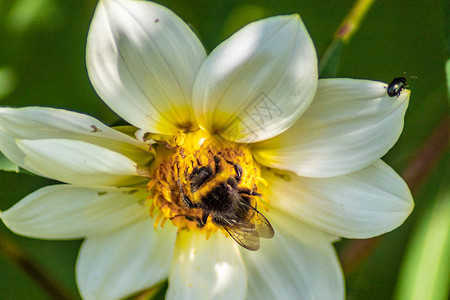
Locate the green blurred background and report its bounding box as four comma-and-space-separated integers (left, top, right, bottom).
0, 0, 448, 299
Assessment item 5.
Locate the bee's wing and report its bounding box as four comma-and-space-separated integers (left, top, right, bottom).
219, 199, 274, 251
220, 218, 261, 251
249, 207, 275, 239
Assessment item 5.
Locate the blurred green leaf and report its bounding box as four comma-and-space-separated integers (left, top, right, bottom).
446, 59, 450, 95
0, 67, 17, 100
220, 4, 269, 41
394, 159, 450, 300
0, 152, 19, 172
6, 0, 59, 34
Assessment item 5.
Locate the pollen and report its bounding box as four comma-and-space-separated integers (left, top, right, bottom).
147, 129, 265, 234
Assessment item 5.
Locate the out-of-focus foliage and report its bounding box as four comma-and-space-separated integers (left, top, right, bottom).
0, 0, 447, 299
394, 155, 449, 300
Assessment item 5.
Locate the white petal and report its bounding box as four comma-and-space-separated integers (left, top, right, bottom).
87, 0, 206, 134
193, 15, 317, 143
0, 107, 151, 165
0, 127, 36, 173
17, 139, 143, 186
261, 160, 414, 238
166, 230, 246, 300
76, 218, 176, 300
0, 185, 148, 239
252, 79, 410, 177
242, 209, 344, 300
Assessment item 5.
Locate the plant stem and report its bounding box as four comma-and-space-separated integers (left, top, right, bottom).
334, 0, 377, 42
0, 233, 76, 300
319, 0, 376, 74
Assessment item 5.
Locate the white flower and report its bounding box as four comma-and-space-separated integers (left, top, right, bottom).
0, 0, 413, 299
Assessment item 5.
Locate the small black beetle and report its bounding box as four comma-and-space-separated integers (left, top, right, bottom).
387, 77, 407, 97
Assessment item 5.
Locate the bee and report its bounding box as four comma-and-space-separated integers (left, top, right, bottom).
386, 77, 407, 97
176, 155, 274, 251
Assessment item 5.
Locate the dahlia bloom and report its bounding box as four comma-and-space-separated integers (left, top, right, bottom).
0, 0, 413, 299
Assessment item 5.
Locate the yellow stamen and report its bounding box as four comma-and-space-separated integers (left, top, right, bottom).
147, 129, 266, 236
159, 216, 168, 228
153, 211, 163, 230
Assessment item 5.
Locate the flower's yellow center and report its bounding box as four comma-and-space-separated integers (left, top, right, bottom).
147, 129, 267, 236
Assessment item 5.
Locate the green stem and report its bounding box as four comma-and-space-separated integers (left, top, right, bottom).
319, 0, 376, 75
333, 0, 377, 42
0, 233, 76, 300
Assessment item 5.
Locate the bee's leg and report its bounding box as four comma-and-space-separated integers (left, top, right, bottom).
197, 212, 209, 228
178, 178, 197, 208
170, 214, 188, 220
224, 160, 243, 181
170, 214, 204, 228
234, 164, 243, 181
213, 155, 222, 173
171, 213, 207, 228
238, 188, 261, 196
182, 194, 195, 208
